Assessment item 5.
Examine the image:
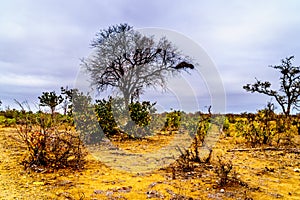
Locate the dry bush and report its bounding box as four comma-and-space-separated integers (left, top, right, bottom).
235, 103, 297, 147
181, 113, 212, 163
214, 156, 233, 186
15, 105, 86, 171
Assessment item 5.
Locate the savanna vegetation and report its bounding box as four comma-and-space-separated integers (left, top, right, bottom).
1, 94, 299, 199
0, 24, 299, 199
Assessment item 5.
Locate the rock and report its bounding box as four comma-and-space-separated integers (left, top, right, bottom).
57, 192, 72, 199
148, 182, 157, 188
166, 189, 175, 196
56, 180, 72, 186
117, 186, 132, 193
293, 168, 300, 172
94, 190, 104, 194
265, 167, 275, 172
270, 193, 283, 198
148, 181, 164, 188
146, 190, 164, 199
220, 188, 225, 193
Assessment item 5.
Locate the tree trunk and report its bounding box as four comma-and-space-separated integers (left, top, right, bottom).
51, 107, 55, 116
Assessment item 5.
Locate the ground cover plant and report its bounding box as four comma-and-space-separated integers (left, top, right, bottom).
1, 101, 299, 199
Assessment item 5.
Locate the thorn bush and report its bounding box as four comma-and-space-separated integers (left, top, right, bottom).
16, 110, 87, 170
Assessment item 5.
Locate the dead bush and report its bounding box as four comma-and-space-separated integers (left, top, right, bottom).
214, 156, 233, 186
15, 103, 86, 170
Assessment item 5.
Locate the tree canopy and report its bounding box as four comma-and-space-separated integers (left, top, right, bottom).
243, 56, 300, 116
82, 23, 195, 107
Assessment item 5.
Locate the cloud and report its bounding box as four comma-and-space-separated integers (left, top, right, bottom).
1, 0, 300, 113
0, 73, 61, 88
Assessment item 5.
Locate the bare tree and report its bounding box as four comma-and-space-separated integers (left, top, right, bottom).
243, 56, 300, 116
61, 86, 75, 116
82, 23, 195, 108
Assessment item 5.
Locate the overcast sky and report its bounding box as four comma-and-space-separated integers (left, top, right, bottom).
1, 0, 300, 113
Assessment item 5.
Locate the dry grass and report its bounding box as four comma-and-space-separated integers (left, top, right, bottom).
0, 126, 299, 199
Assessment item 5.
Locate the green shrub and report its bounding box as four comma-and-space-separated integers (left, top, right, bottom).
162, 110, 181, 131
95, 97, 156, 139
128, 101, 156, 127
235, 102, 295, 147
223, 117, 230, 132
4, 109, 19, 119
73, 92, 104, 144
95, 97, 119, 138
4, 118, 16, 127
0, 115, 6, 125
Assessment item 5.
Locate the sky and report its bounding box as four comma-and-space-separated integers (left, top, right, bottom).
1, 0, 300, 113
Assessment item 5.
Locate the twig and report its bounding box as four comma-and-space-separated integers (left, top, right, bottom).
227, 147, 300, 154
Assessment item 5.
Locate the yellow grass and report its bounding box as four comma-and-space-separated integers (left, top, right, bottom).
0, 126, 299, 199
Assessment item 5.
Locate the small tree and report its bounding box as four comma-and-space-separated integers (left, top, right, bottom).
243, 56, 300, 116
61, 86, 75, 116
38, 91, 63, 115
